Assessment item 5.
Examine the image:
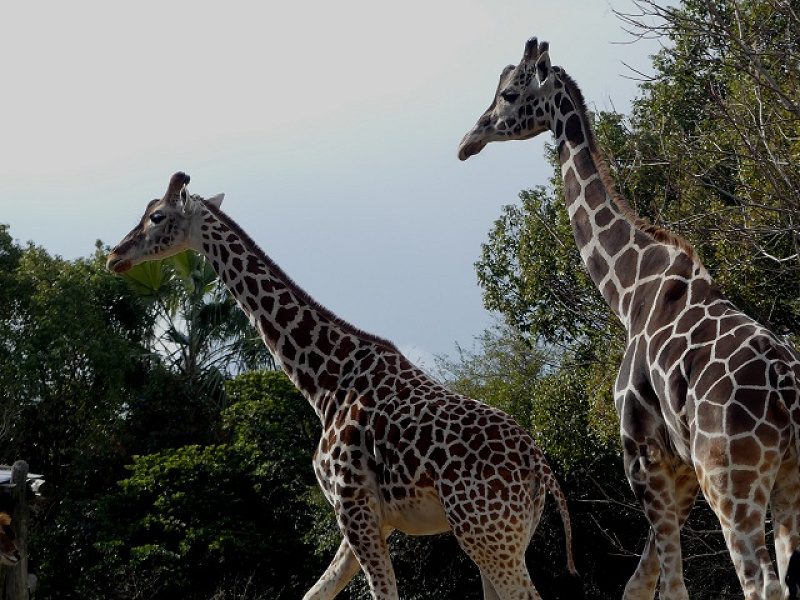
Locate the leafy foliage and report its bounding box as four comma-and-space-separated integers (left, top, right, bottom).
476, 184, 616, 349
1, 241, 150, 483
74, 371, 323, 600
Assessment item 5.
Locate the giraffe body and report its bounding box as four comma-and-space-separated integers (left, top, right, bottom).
106, 172, 578, 600
458, 36, 800, 600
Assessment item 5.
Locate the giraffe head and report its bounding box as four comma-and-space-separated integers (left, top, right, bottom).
106, 172, 224, 274
458, 37, 556, 160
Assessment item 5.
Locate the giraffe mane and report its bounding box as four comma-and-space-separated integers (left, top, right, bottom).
201, 200, 403, 355
556, 68, 700, 263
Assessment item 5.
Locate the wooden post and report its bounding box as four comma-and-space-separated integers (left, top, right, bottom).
3, 461, 28, 600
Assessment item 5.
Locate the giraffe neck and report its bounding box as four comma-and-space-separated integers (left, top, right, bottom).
548, 69, 700, 326
191, 201, 404, 420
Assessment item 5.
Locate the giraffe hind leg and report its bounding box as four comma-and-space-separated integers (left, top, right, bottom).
469, 555, 541, 600
449, 482, 543, 599
622, 437, 690, 600
698, 463, 781, 599
622, 528, 659, 600
769, 456, 800, 600
481, 486, 547, 600
479, 479, 543, 600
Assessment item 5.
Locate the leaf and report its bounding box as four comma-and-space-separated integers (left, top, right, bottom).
168, 251, 218, 296
121, 260, 170, 297
167, 251, 196, 289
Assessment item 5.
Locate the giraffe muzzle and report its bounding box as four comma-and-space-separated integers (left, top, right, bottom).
457, 138, 486, 161
106, 255, 132, 274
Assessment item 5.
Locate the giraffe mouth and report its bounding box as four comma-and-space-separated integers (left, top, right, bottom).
457, 139, 487, 161
106, 255, 132, 274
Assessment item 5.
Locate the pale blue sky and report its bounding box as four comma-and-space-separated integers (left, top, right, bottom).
1, 1, 662, 369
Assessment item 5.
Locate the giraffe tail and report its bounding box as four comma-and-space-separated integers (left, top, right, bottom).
540, 465, 578, 578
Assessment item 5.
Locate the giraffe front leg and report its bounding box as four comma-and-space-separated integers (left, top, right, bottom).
303, 537, 361, 600
336, 497, 398, 600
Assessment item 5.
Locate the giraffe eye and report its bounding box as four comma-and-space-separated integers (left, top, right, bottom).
501, 90, 520, 103
150, 211, 166, 224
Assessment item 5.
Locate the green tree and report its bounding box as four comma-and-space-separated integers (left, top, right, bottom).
78, 370, 322, 600
0, 225, 27, 443
101, 250, 280, 461
474, 177, 625, 445
477, 184, 616, 349
0, 234, 179, 599
1, 240, 154, 485
436, 322, 547, 431
0, 231, 281, 599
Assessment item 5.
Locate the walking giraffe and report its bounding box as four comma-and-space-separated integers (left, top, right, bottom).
458, 36, 800, 600
106, 171, 578, 600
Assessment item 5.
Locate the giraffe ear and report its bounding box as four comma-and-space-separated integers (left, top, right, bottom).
535, 51, 551, 83
179, 186, 191, 212
205, 193, 224, 209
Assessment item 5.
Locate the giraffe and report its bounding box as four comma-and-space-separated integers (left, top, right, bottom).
458, 36, 800, 600
105, 171, 579, 600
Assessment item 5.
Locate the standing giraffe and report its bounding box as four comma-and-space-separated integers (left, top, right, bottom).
106, 172, 578, 600
458, 36, 800, 600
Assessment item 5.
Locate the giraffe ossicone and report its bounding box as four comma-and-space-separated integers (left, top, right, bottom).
459, 35, 800, 600
106, 172, 580, 600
